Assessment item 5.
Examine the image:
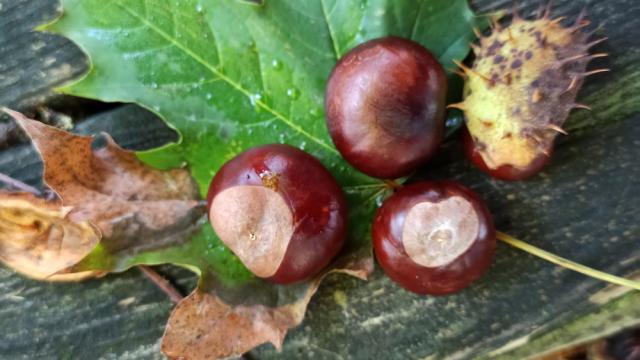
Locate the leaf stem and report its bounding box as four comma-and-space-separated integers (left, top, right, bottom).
497, 231, 640, 291
138, 265, 184, 303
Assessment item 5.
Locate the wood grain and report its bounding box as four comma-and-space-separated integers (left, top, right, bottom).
0, 0, 87, 110
0, 0, 638, 359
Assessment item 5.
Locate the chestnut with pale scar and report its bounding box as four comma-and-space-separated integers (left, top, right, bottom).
402, 196, 480, 268
373, 181, 495, 295
209, 186, 293, 278
207, 144, 347, 284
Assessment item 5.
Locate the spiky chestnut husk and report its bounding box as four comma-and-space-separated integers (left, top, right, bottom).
454, 7, 607, 180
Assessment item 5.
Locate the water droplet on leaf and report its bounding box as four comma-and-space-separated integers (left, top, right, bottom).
286, 88, 300, 99
249, 93, 262, 112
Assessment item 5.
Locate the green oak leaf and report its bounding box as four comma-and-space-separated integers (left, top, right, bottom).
49, 0, 481, 289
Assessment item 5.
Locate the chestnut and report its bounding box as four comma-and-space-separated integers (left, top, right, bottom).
462, 127, 550, 181
207, 144, 347, 284
372, 181, 495, 295
325, 36, 447, 179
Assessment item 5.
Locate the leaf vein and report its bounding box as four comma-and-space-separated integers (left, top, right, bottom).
115, 1, 339, 155
320, 0, 341, 59
410, 0, 425, 40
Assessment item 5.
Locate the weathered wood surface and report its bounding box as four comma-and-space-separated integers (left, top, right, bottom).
0, 0, 87, 110
0, 0, 638, 359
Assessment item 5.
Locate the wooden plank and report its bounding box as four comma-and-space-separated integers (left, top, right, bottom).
490, 291, 640, 360
0, 0, 87, 110
0, 0, 638, 359
0, 265, 196, 360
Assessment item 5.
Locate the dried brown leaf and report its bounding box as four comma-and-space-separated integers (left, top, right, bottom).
161, 256, 373, 359
1, 109, 205, 277
0, 191, 99, 280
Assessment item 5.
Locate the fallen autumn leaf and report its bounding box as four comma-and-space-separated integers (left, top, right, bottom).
162, 256, 372, 359
0, 191, 99, 280
1, 108, 206, 277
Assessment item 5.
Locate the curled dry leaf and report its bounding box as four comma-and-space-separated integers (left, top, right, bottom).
1, 109, 205, 277
161, 256, 372, 359
0, 191, 99, 280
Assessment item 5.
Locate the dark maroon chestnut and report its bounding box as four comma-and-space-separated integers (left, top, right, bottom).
325, 36, 447, 179
207, 144, 347, 284
372, 181, 495, 295
461, 127, 551, 181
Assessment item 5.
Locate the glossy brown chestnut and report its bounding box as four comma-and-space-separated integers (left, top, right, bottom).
207, 144, 347, 284
461, 127, 551, 181
325, 36, 447, 179
373, 181, 495, 295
